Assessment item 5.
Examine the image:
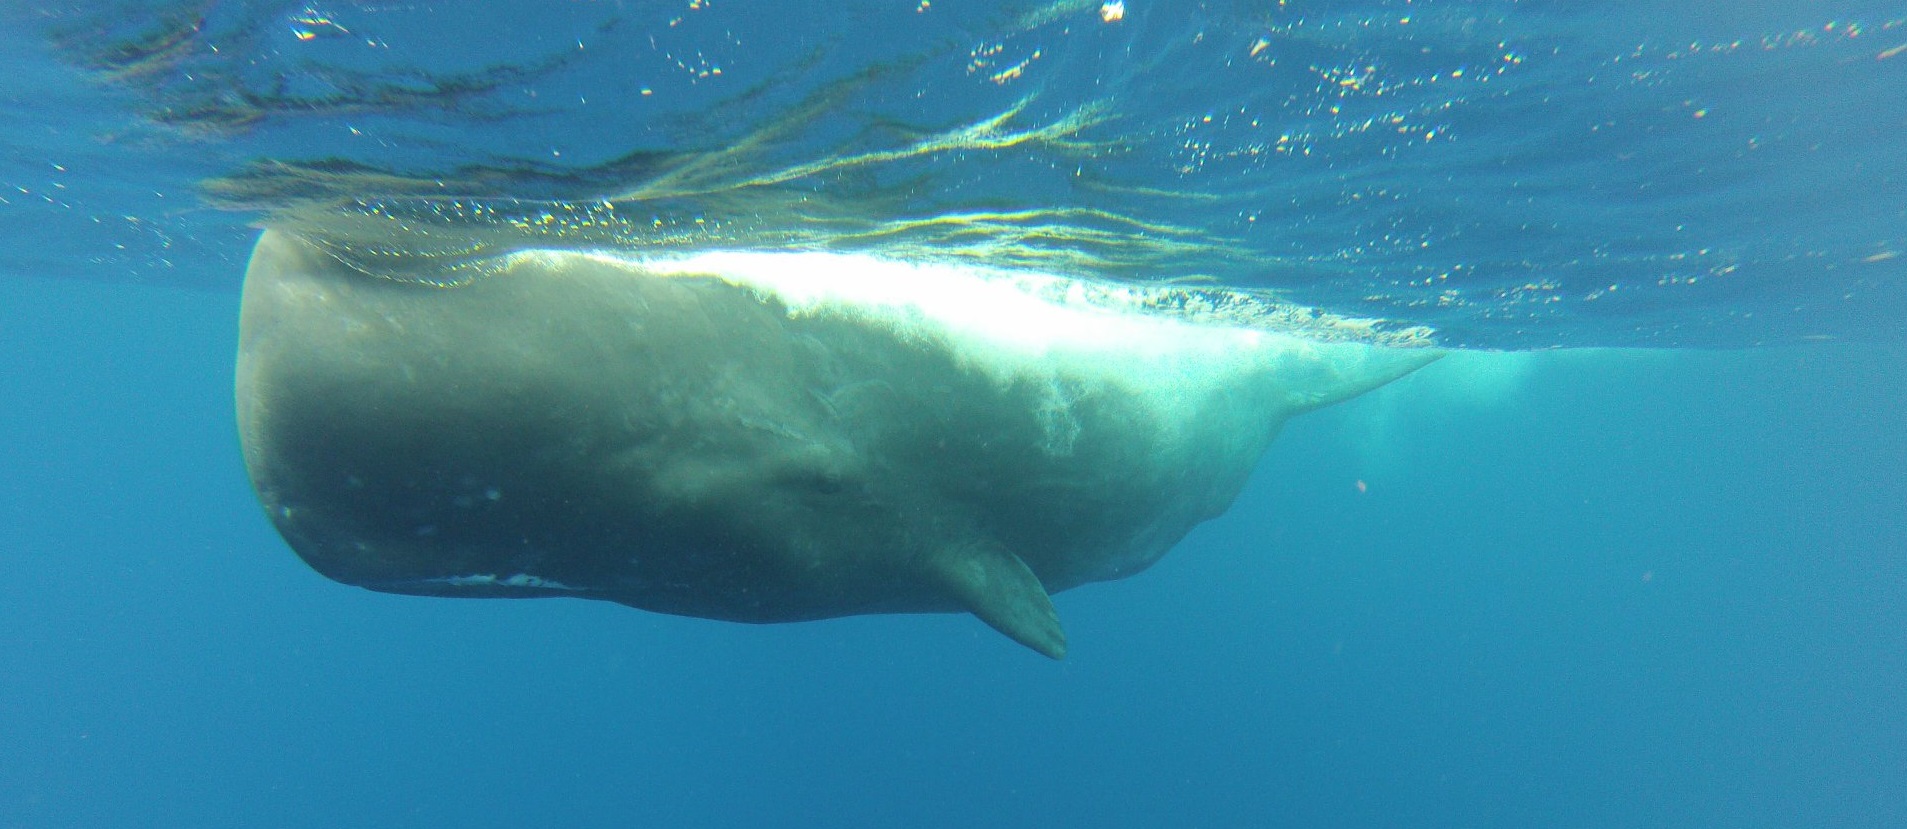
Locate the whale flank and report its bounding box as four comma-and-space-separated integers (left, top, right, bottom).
236, 229, 1437, 657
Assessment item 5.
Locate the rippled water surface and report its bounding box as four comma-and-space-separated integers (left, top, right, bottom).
6, 0, 1904, 345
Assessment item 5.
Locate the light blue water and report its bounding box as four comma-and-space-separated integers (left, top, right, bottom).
3, 2, 1905, 826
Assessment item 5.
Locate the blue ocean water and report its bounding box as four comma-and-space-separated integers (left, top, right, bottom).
3, 2, 1905, 827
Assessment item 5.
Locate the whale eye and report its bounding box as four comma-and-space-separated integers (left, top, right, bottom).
769, 453, 857, 496
780, 467, 849, 495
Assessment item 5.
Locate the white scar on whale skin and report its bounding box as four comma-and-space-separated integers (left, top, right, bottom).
237, 230, 1439, 658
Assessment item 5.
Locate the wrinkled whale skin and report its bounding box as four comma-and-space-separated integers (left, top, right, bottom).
237, 229, 1436, 657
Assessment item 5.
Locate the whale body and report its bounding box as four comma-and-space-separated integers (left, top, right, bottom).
236, 229, 1437, 658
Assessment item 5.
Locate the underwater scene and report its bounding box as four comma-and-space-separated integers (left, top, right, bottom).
3, 1, 1904, 826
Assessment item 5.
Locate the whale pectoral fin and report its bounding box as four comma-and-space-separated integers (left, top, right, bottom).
929, 544, 1068, 660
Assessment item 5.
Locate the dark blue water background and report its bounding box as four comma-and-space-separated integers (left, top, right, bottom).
3, 2, 1905, 826
7, 277, 1903, 826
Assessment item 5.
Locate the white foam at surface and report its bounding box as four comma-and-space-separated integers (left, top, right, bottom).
488, 249, 1432, 444
553, 249, 1315, 390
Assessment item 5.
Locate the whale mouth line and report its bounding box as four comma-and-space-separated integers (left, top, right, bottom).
420, 573, 585, 591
